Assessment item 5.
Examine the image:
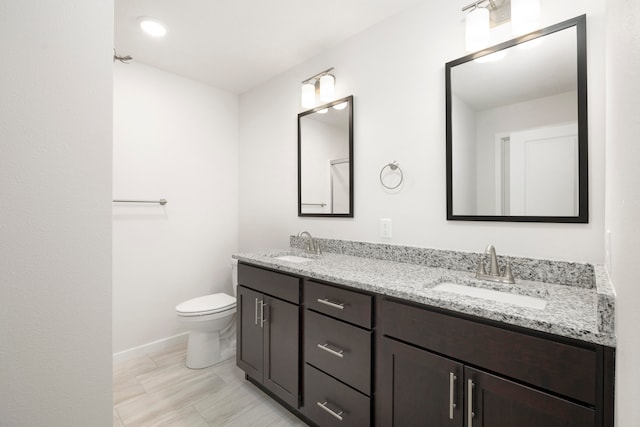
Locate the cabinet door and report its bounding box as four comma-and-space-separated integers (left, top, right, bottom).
236, 286, 263, 379
263, 295, 300, 408
465, 367, 595, 427
377, 337, 464, 427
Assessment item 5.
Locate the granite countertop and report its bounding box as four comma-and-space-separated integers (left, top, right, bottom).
234, 248, 616, 347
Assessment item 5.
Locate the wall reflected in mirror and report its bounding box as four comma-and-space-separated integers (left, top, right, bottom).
298, 95, 353, 217
446, 15, 588, 223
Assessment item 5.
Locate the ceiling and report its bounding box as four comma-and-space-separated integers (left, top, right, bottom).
114, 0, 425, 94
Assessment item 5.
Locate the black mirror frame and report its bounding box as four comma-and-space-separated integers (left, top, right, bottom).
445, 15, 588, 223
298, 95, 354, 218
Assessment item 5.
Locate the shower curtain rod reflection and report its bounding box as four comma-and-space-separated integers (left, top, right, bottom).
113, 198, 167, 206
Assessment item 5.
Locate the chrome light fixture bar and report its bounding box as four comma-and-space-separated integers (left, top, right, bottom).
462, 0, 541, 52
462, 0, 511, 29
301, 67, 335, 109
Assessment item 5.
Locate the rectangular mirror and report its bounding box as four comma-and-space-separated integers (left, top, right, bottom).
446, 15, 588, 223
298, 95, 354, 217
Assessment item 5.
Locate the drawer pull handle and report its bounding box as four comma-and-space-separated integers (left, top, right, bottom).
260, 301, 268, 328
468, 379, 475, 426
317, 298, 345, 310
317, 401, 344, 421
449, 372, 457, 420
317, 343, 345, 358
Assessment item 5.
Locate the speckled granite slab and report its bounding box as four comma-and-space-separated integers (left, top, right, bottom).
236, 242, 616, 347
290, 236, 596, 288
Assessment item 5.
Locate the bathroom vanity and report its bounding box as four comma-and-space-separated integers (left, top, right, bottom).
234, 240, 615, 427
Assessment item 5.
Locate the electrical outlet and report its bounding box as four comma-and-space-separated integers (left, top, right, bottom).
380, 218, 392, 239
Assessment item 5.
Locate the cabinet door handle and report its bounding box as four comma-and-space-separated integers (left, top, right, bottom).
260, 301, 268, 327
317, 298, 345, 310
467, 379, 475, 426
317, 401, 344, 421
317, 343, 344, 358
449, 372, 457, 420
254, 298, 259, 325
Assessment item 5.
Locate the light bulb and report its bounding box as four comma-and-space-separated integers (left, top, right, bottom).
511, 0, 541, 36
138, 17, 167, 38
317, 108, 329, 114
301, 82, 316, 108
319, 74, 335, 102
465, 7, 490, 52
333, 102, 348, 110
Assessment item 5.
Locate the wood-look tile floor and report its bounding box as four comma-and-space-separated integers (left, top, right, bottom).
113, 343, 308, 427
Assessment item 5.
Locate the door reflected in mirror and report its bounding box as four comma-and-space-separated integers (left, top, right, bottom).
446, 15, 588, 223
298, 95, 353, 217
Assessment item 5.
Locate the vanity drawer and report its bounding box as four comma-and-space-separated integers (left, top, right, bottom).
304, 364, 370, 427
304, 309, 372, 394
238, 263, 300, 304
378, 298, 598, 405
304, 280, 372, 328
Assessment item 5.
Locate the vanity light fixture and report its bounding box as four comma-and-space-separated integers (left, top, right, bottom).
465, 4, 490, 52
138, 17, 167, 38
511, 0, 541, 36
462, 0, 541, 52
300, 67, 335, 108
319, 74, 335, 102
301, 83, 316, 109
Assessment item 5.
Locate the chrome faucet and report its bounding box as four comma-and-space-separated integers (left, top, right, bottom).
475, 244, 515, 284
298, 231, 321, 255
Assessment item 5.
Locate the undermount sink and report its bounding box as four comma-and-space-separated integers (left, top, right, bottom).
432, 282, 547, 310
273, 255, 315, 263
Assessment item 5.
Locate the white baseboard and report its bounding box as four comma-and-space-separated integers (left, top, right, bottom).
113, 332, 189, 365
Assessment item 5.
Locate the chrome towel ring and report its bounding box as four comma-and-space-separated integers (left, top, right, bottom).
380, 161, 403, 190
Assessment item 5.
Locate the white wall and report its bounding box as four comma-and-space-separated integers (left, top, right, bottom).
239, 0, 606, 263
113, 63, 238, 354
605, 0, 640, 425
0, 1, 113, 426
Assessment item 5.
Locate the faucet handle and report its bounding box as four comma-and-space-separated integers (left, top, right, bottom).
476, 255, 487, 275
501, 260, 515, 284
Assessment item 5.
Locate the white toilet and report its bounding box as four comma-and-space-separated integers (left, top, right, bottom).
176, 259, 238, 369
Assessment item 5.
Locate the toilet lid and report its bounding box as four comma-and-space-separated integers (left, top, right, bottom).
176, 293, 236, 315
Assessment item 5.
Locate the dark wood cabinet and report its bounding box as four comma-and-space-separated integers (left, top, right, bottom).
304, 309, 372, 395
377, 297, 612, 427
378, 336, 596, 427
235, 261, 614, 427
236, 264, 301, 409
378, 337, 464, 426
237, 285, 264, 380
466, 367, 594, 427
303, 280, 374, 426
263, 294, 299, 406
304, 364, 371, 426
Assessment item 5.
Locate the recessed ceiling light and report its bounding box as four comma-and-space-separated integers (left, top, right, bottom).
138, 17, 167, 38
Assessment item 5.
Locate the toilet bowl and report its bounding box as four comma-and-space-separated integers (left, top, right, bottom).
176, 259, 238, 369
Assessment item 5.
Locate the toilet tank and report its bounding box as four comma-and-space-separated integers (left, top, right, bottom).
231, 258, 238, 296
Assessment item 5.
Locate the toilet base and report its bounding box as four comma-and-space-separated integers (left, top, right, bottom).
185, 330, 235, 369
